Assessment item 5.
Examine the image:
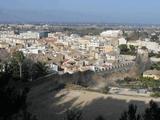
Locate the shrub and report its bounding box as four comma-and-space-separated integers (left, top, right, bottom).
150, 92, 160, 98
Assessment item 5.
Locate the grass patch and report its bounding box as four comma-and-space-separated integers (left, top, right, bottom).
150, 92, 160, 98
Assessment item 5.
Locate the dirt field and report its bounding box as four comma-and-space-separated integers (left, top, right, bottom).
27, 82, 160, 120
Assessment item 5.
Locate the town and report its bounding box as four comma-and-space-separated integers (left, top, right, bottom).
1, 24, 160, 120
1, 24, 160, 93
2, 0, 160, 120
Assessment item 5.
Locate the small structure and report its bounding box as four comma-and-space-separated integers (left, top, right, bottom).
143, 70, 160, 80
118, 38, 127, 45
100, 30, 123, 38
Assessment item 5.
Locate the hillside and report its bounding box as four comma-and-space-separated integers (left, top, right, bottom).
27, 81, 160, 120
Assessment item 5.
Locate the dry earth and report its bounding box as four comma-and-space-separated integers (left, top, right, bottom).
28, 81, 160, 120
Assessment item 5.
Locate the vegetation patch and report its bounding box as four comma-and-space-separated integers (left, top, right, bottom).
118, 44, 136, 55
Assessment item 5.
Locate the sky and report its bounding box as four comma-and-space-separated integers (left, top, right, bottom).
0, 0, 160, 24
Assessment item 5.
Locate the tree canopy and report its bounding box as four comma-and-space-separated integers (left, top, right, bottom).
119, 100, 160, 120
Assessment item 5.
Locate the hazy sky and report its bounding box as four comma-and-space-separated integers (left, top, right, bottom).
1, 0, 160, 24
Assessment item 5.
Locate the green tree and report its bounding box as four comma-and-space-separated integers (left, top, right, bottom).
118, 44, 137, 55
150, 62, 160, 70
0, 63, 37, 120
64, 108, 82, 120
119, 44, 129, 52
12, 51, 25, 79
118, 44, 130, 55
22, 59, 34, 81
10, 58, 21, 80
32, 61, 49, 79
0, 63, 3, 72
151, 35, 159, 42
143, 100, 160, 120
95, 115, 105, 120
119, 104, 141, 120
119, 101, 160, 120
129, 45, 136, 55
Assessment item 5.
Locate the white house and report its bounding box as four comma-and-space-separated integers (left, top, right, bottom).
118, 38, 127, 45
106, 54, 116, 61
100, 30, 123, 38
48, 64, 58, 72
19, 31, 41, 39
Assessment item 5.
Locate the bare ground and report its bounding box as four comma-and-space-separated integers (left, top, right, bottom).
27, 81, 160, 120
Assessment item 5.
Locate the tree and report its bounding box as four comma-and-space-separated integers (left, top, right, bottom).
9, 58, 21, 80
0, 63, 3, 72
95, 115, 105, 120
32, 61, 49, 79
22, 59, 34, 81
151, 35, 159, 42
143, 100, 160, 120
64, 108, 82, 120
12, 51, 25, 79
129, 45, 136, 55
119, 104, 141, 120
118, 44, 130, 55
0, 62, 37, 120
119, 101, 160, 120
150, 62, 160, 70
118, 44, 137, 55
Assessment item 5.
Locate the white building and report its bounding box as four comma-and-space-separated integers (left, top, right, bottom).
19, 31, 41, 39
106, 54, 116, 61
48, 33, 55, 38
19, 46, 46, 55
100, 30, 123, 38
143, 41, 160, 53
127, 40, 160, 53
143, 70, 160, 80
89, 38, 100, 47
78, 39, 90, 50
118, 38, 127, 45
48, 64, 58, 72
